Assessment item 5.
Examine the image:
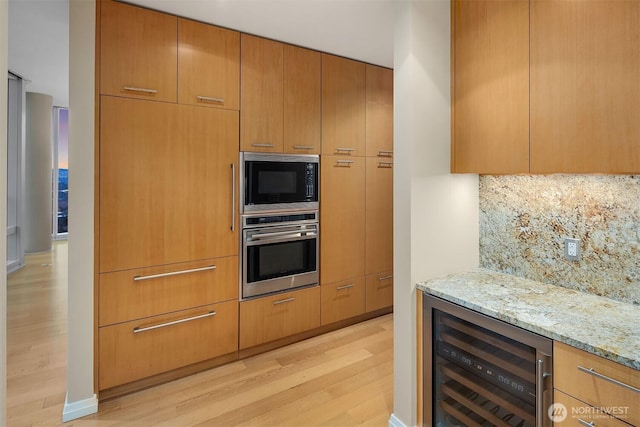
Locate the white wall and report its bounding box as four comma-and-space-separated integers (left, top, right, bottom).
1, 1, 9, 424
391, 1, 479, 426
63, 0, 97, 422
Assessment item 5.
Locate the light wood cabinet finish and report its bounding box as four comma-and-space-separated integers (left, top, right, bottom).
284, 44, 322, 154
365, 272, 393, 312
240, 34, 284, 152
320, 156, 365, 285
321, 54, 366, 156
321, 277, 366, 325
554, 342, 639, 426
178, 18, 240, 110
554, 390, 631, 427
239, 286, 321, 349
99, 300, 238, 390
99, 256, 238, 326
365, 157, 393, 276
365, 65, 393, 157
99, 97, 238, 273
100, 0, 177, 102
451, 0, 530, 174
530, 1, 640, 173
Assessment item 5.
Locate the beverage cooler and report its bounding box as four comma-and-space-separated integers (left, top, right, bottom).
423, 295, 553, 427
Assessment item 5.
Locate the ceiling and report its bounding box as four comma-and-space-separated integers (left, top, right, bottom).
8, 0, 395, 108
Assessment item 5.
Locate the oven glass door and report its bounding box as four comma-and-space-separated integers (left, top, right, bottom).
244, 160, 318, 206
243, 223, 319, 299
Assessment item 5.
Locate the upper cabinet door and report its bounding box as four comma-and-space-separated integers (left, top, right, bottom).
530, 1, 640, 174
283, 45, 321, 154
451, 0, 529, 174
365, 65, 393, 158
322, 54, 366, 156
178, 18, 240, 110
240, 34, 284, 152
100, 0, 177, 102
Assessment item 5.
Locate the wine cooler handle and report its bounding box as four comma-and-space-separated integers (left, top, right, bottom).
536, 358, 552, 427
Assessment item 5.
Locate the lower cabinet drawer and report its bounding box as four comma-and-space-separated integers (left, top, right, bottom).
99, 300, 238, 390
99, 256, 238, 326
554, 342, 639, 426
554, 390, 631, 427
365, 271, 393, 312
239, 286, 321, 349
321, 277, 365, 325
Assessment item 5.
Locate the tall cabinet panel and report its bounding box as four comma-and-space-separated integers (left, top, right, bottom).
365, 65, 393, 157
530, 0, 640, 173
451, 0, 529, 174
321, 54, 366, 156
99, 97, 239, 273
178, 18, 240, 110
284, 45, 322, 154
100, 0, 177, 102
240, 34, 284, 152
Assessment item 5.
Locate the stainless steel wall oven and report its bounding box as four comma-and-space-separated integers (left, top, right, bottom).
241, 211, 319, 300
423, 295, 553, 427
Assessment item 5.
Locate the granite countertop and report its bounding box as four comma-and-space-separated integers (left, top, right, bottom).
417, 268, 640, 370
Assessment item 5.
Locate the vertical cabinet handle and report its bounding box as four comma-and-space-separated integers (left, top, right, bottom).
231, 163, 236, 232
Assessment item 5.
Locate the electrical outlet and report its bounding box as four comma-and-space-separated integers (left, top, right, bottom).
564, 238, 581, 261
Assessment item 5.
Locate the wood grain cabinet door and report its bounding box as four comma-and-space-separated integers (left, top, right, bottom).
321, 54, 366, 156
178, 18, 240, 110
283, 45, 321, 154
365, 272, 393, 312
320, 156, 365, 285
451, 0, 529, 174
99, 97, 239, 273
365, 157, 393, 276
530, 0, 640, 173
240, 34, 284, 152
365, 65, 393, 158
100, 0, 177, 102
321, 277, 366, 325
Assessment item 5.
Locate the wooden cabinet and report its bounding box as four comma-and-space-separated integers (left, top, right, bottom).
99, 300, 238, 390
240, 35, 321, 153
365, 157, 393, 276
240, 34, 284, 152
320, 277, 365, 325
100, 0, 177, 102
365, 273, 393, 312
554, 342, 639, 426
284, 44, 322, 154
178, 18, 239, 110
451, 0, 529, 174
530, 0, 640, 173
322, 54, 366, 156
239, 286, 321, 349
99, 96, 238, 273
554, 390, 630, 427
365, 65, 393, 157
99, 256, 238, 327
320, 156, 365, 285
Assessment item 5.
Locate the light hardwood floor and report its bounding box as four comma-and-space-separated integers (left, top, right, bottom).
7, 242, 393, 426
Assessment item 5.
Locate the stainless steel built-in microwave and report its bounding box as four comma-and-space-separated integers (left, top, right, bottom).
240, 152, 319, 213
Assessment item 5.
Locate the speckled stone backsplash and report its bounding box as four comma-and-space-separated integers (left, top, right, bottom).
479, 175, 640, 305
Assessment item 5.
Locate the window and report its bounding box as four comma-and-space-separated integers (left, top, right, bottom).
53, 107, 68, 238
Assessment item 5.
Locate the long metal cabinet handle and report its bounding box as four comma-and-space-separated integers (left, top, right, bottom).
252, 143, 275, 148
378, 150, 393, 157
336, 160, 355, 166
196, 95, 224, 103
133, 310, 216, 333
378, 161, 393, 168
336, 284, 354, 290
577, 366, 640, 393
577, 419, 596, 427
536, 359, 544, 427
293, 145, 315, 150
231, 163, 236, 232
123, 86, 158, 94
378, 275, 393, 281
273, 297, 295, 305
336, 147, 355, 152
133, 265, 216, 281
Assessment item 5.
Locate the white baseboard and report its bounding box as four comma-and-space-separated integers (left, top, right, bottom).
62, 393, 98, 422
388, 413, 410, 427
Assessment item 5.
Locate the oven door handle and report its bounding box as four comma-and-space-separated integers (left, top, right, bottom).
248, 228, 317, 241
